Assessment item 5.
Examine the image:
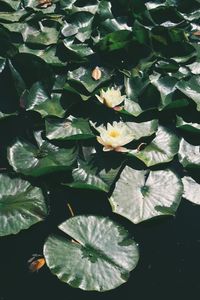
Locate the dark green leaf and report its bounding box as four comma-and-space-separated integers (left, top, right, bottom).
176, 116, 200, 133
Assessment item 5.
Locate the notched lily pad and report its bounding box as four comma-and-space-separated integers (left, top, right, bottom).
132, 126, 179, 167
7, 131, 78, 177
109, 166, 183, 224
0, 174, 47, 236
44, 215, 139, 291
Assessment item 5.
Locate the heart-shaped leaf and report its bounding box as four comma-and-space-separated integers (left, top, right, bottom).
44, 215, 139, 291
7, 131, 78, 177
109, 166, 183, 224
0, 174, 47, 236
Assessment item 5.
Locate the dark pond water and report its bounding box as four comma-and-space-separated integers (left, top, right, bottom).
0, 190, 200, 300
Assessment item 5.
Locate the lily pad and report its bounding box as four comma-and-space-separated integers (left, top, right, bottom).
182, 176, 200, 205
109, 166, 183, 224
127, 119, 158, 140
45, 116, 95, 141
176, 75, 200, 111
0, 174, 47, 236
22, 82, 65, 118
132, 126, 179, 167
176, 116, 200, 134
67, 155, 123, 192
178, 138, 200, 168
7, 131, 78, 177
43, 215, 139, 291
67, 66, 112, 93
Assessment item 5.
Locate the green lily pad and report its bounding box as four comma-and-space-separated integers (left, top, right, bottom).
7, 131, 78, 177
0, 174, 47, 236
178, 138, 200, 168
132, 126, 179, 167
43, 215, 139, 291
182, 176, 200, 205
109, 166, 183, 224
176, 75, 200, 111
127, 119, 158, 140
67, 154, 123, 192
45, 116, 95, 141
123, 99, 143, 117
67, 66, 112, 93
176, 116, 200, 133
22, 82, 65, 118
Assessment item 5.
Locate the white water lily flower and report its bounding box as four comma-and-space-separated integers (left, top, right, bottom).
95, 87, 126, 108
95, 122, 135, 152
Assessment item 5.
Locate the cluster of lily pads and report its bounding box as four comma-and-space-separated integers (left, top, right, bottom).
0, 0, 200, 292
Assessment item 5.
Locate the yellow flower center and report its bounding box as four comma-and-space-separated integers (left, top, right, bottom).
108, 130, 121, 138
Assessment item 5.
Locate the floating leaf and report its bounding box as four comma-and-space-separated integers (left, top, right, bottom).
176, 116, 200, 134
132, 126, 179, 167
44, 215, 139, 291
176, 76, 200, 111
123, 99, 143, 117
23, 82, 65, 118
7, 131, 78, 177
0, 174, 47, 236
178, 138, 200, 168
110, 167, 183, 224
182, 176, 200, 205
66, 152, 123, 192
127, 119, 158, 140
67, 66, 112, 93
45, 116, 95, 141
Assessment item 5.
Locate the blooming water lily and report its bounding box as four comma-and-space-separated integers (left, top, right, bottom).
95, 87, 126, 108
95, 122, 135, 152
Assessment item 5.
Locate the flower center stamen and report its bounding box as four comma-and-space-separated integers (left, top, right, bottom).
108, 130, 121, 138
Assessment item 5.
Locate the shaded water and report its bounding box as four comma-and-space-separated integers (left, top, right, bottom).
0, 195, 200, 300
